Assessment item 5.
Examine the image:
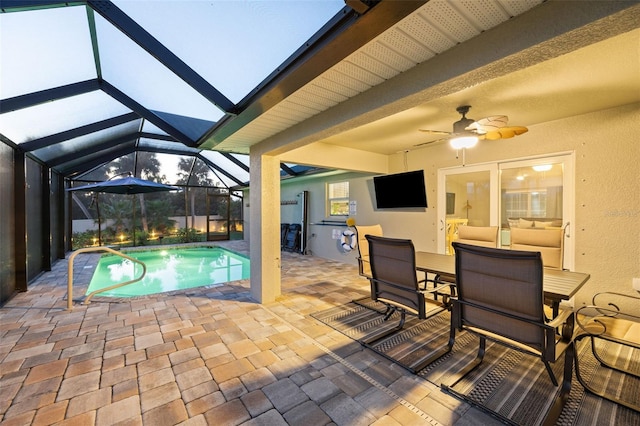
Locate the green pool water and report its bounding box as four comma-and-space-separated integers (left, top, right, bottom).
87, 246, 250, 297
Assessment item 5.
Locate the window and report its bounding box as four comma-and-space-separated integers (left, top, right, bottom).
437, 153, 574, 269
503, 190, 549, 218
327, 181, 349, 216
501, 164, 562, 220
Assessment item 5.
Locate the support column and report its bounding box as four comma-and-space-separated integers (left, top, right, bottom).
14, 150, 27, 292
249, 153, 281, 303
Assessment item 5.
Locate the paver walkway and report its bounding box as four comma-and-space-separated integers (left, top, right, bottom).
0, 241, 495, 426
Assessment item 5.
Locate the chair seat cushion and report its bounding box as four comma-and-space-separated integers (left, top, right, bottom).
597, 317, 640, 347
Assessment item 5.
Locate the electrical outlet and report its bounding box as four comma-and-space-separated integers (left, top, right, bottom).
633, 277, 640, 291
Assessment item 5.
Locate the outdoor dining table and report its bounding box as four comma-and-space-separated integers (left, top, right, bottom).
415, 251, 591, 317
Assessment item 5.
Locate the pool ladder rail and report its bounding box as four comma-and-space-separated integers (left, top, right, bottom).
67, 246, 147, 311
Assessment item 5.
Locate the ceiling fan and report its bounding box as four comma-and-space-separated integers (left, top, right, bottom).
415, 105, 528, 148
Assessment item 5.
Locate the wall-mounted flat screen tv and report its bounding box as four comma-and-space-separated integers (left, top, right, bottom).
373, 170, 428, 208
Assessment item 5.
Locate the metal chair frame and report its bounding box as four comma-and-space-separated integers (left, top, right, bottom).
364, 235, 454, 372
442, 242, 575, 426
574, 291, 640, 412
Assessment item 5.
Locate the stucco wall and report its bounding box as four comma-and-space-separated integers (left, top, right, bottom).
445, 103, 639, 310
244, 103, 639, 310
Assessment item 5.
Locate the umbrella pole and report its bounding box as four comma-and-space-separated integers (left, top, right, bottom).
132, 194, 136, 247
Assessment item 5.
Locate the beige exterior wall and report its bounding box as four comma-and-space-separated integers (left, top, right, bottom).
411, 103, 639, 310
247, 103, 639, 308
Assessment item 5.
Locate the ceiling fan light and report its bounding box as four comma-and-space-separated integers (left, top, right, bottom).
450, 136, 478, 149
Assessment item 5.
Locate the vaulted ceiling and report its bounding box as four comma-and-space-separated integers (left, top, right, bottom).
2, 0, 638, 186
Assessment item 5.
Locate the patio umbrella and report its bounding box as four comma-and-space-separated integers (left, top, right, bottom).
68, 177, 180, 246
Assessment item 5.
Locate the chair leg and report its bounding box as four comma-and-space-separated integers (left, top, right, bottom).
574, 334, 640, 413
383, 306, 395, 321
361, 309, 406, 345
409, 320, 456, 373
443, 336, 487, 389
441, 336, 521, 426
542, 360, 559, 386
542, 342, 574, 426
418, 271, 429, 291
590, 336, 640, 379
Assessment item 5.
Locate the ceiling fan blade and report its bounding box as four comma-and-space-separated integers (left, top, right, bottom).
414, 136, 449, 147
483, 126, 529, 140
465, 115, 509, 133
418, 129, 451, 135
417, 107, 527, 146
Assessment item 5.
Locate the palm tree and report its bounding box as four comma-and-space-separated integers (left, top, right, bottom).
101, 198, 132, 238
145, 199, 176, 234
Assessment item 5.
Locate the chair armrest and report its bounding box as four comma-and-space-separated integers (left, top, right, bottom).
591, 292, 640, 317
420, 281, 455, 301
576, 294, 640, 347
419, 281, 453, 295
547, 307, 574, 341
547, 307, 573, 328
578, 292, 640, 331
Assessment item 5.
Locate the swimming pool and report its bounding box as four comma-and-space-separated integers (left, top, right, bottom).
86, 246, 250, 297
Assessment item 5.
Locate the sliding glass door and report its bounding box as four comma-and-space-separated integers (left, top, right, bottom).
438, 154, 575, 269
499, 155, 575, 269
438, 164, 498, 255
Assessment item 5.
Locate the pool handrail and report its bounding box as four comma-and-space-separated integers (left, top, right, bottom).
67, 246, 147, 311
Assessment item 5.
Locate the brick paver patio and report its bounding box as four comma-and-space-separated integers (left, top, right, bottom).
0, 241, 496, 426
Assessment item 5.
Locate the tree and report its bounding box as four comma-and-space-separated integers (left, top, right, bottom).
145, 199, 176, 233
69, 166, 111, 221
177, 158, 219, 229
101, 198, 132, 237
110, 152, 164, 233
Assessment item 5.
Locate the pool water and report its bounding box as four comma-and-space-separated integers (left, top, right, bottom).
86, 246, 250, 297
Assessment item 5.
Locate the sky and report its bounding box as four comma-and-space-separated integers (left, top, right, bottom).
112, 0, 345, 103
1, 0, 345, 137
0, 0, 345, 184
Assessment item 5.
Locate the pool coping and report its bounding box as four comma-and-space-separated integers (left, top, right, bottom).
68, 241, 253, 305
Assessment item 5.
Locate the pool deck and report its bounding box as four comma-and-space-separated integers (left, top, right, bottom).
0, 241, 495, 426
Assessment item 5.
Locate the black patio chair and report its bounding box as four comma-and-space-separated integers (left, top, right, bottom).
280, 223, 289, 249
364, 235, 454, 370
443, 242, 575, 426
283, 223, 301, 252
